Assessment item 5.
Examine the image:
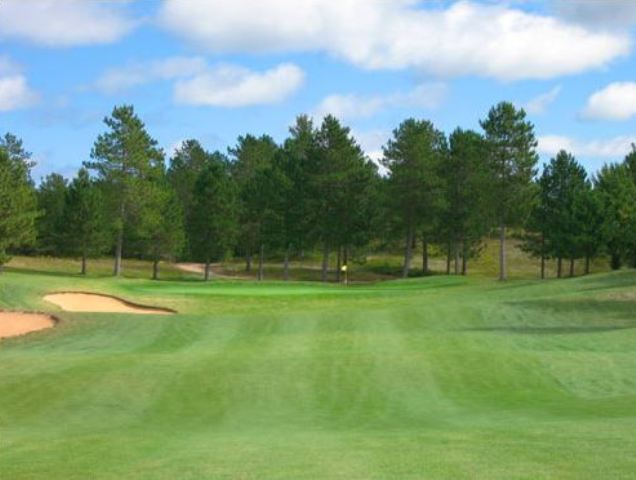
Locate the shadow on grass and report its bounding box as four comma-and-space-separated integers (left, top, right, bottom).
462, 325, 636, 335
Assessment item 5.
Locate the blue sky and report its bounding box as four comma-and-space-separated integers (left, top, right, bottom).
1, 0, 636, 182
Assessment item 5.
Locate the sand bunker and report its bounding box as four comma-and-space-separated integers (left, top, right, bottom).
0, 312, 56, 340
43, 292, 174, 315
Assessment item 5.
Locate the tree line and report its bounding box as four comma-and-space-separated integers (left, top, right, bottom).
2, 102, 636, 281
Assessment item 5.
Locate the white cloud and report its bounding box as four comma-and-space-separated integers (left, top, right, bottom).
174, 63, 305, 107
0, 0, 135, 47
159, 0, 630, 81
95, 57, 208, 94
0, 76, 39, 111
524, 85, 561, 114
314, 83, 448, 121
581, 82, 636, 121
538, 134, 635, 159
0, 57, 39, 111
353, 129, 390, 174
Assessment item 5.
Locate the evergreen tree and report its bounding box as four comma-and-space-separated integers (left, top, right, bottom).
279, 115, 318, 280
539, 151, 588, 277
595, 163, 636, 270
575, 186, 604, 275
382, 119, 447, 278
312, 115, 379, 282
85, 105, 164, 276
230, 134, 279, 272
138, 178, 185, 280
35, 173, 68, 255
189, 155, 239, 281
0, 145, 38, 270
441, 128, 491, 275
61, 168, 109, 274
624, 143, 636, 184
481, 102, 538, 280
167, 139, 210, 258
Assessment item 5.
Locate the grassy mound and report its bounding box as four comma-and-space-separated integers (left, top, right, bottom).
1, 269, 635, 478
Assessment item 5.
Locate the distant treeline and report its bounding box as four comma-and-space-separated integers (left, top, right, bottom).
1, 102, 635, 281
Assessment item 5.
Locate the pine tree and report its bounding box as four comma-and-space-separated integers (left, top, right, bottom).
189, 155, 239, 281
85, 105, 164, 276
441, 128, 492, 275
61, 168, 109, 274
279, 115, 318, 280
480, 102, 538, 280
138, 177, 185, 280
0, 144, 38, 270
595, 163, 636, 270
230, 135, 279, 273
382, 119, 447, 278
167, 139, 211, 258
36, 173, 68, 255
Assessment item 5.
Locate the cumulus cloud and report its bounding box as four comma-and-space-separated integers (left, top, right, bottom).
524, 85, 561, 114
314, 83, 448, 121
538, 134, 636, 159
354, 129, 390, 164
0, 56, 39, 111
0, 0, 135, 47
174, 63, 305, 107
158, 0, 630, 81
581, 82, 636, 121
94, 57, 209, 94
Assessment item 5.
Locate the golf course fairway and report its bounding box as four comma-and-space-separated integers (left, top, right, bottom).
1, 269, 636, 479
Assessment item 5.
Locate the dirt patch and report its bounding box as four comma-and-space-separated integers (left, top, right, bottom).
176, 262, 250, 279
0, 311, 56, 340
43, 292, 175, 315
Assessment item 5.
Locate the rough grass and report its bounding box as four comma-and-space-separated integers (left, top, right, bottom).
10, 237, 603, 283
1, 264, 635, 479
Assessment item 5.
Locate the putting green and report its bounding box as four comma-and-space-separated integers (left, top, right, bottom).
1, 269, 636, 479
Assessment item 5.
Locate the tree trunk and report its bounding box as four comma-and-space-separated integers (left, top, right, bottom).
422, 238, 428, 275
557, 257, 563, 278
446, 242, 451, 275
540, 233, 545, 280
462, 249, 467, 276
283, 245, 290, 281
454, 241, 460, 275
336, 246, 342, 283
114, 227, 123, 276
540, 254, 545, 280
498, 223, 506, 281
569, 258, 575, 277
114, 201, 124, 277
258, 244, 264, 281
321, 243, 329, 282
585, 255, 591, 275
402, 225, 413, 278
81, 252, 87, 275
343, 246, 349, 284
245, 249, 252, 272
152, 258, 159, 281
204, 259, 211, 281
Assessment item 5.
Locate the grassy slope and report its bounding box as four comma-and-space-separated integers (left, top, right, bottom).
1, 267, 636, 479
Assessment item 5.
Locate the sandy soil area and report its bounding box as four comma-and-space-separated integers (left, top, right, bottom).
176, 263, 250, 279
0, 312, 56, 340
43, 293, 174, 315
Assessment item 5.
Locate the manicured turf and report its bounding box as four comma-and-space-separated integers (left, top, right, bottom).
1, 268, 636, 479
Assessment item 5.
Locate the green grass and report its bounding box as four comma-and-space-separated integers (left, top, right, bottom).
1, 263, 636, 478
